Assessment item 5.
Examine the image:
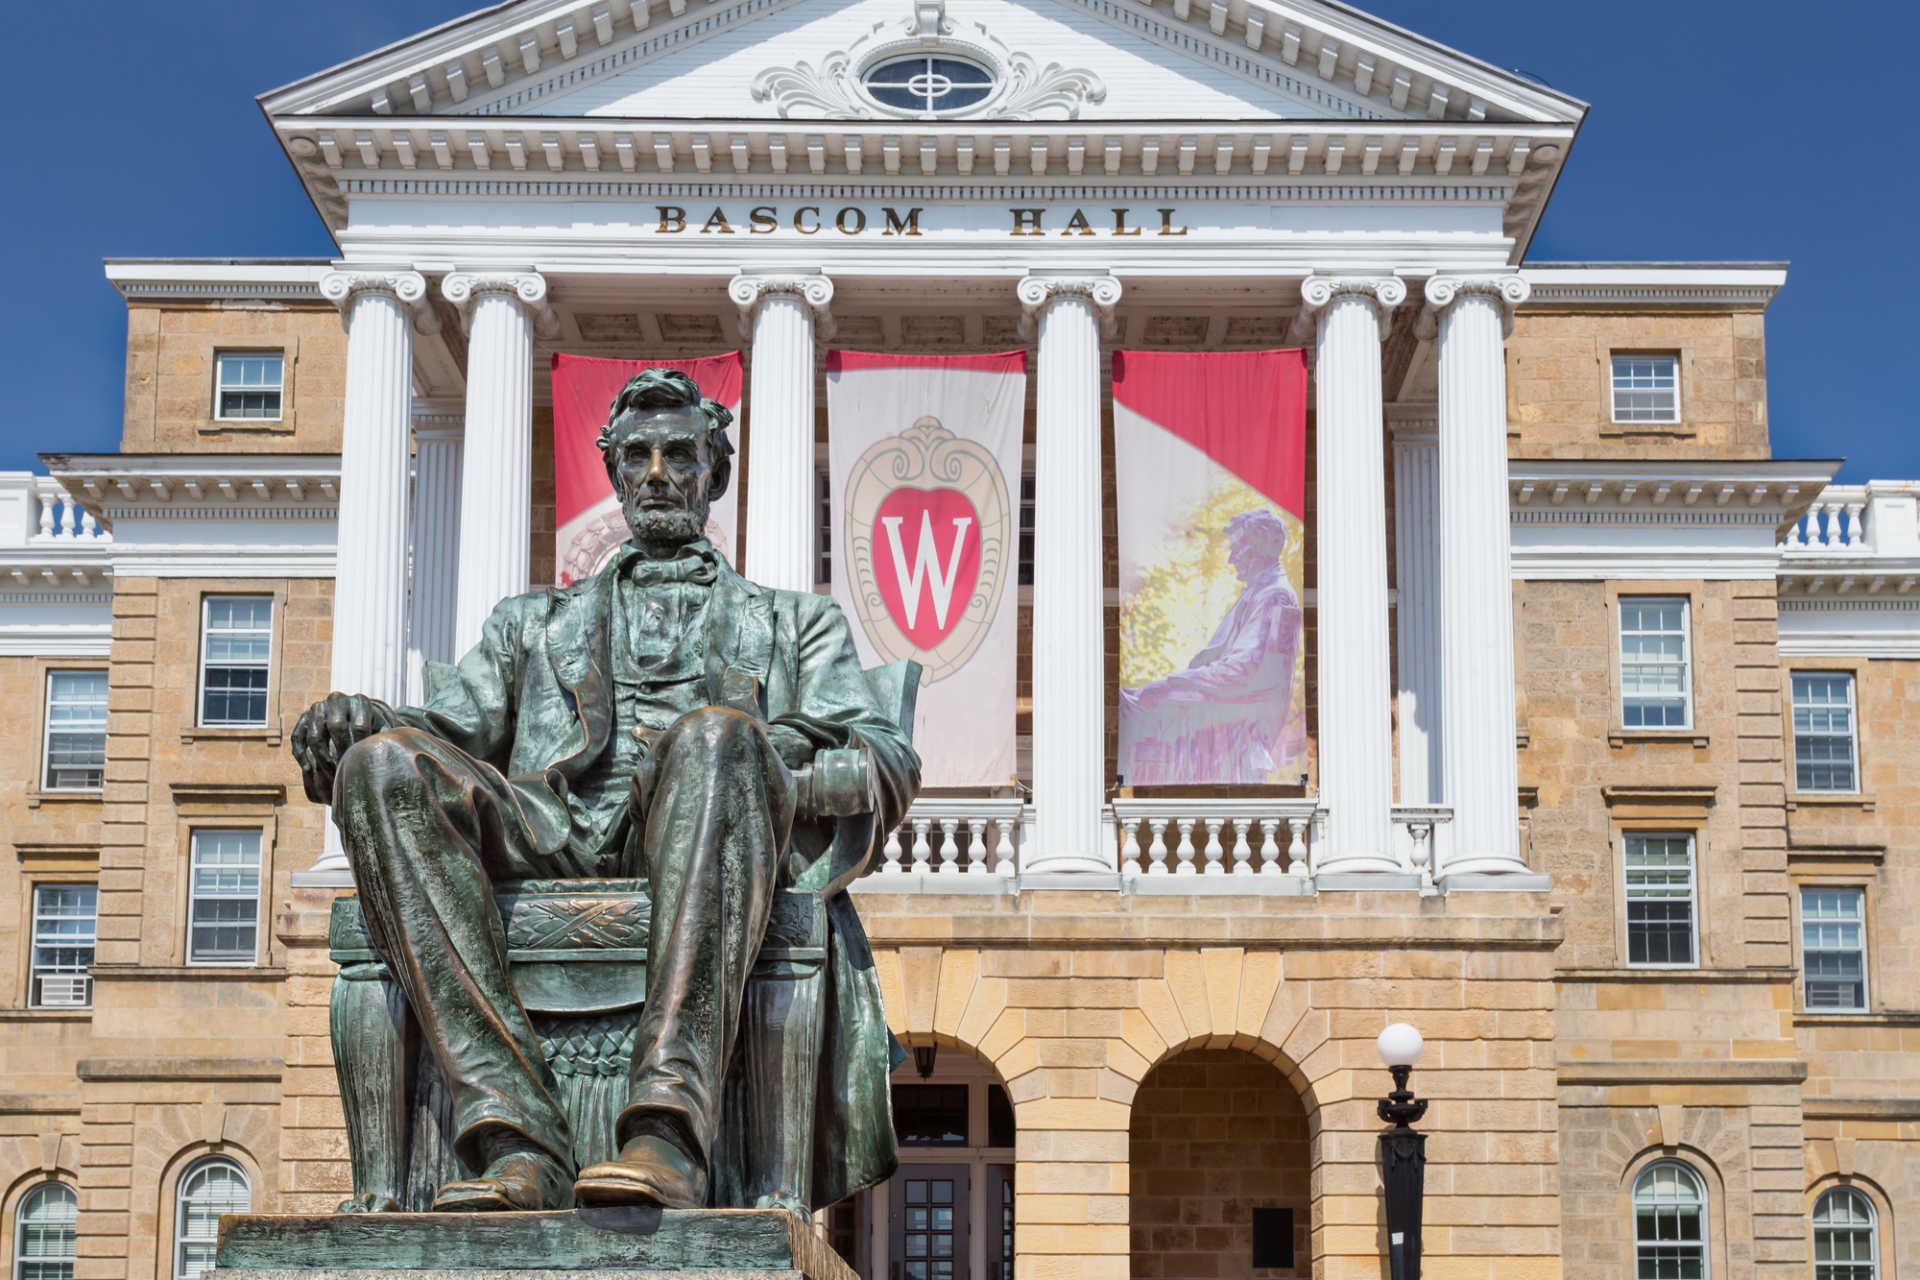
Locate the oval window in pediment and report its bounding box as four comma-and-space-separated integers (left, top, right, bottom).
862, 54, 995, 115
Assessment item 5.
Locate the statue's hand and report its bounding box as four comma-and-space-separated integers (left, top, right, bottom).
765, 725, 816, 771
291, 693, 391, 804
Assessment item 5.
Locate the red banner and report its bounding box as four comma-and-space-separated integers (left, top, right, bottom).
550, 351, 743, 584
1113, 349, 1309, 786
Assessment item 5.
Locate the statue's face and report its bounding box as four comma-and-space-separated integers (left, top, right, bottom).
605, 405, 714, 547
1227, 527, 1279, 582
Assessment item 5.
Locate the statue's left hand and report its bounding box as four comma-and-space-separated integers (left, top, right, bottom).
291, 692, 393, 804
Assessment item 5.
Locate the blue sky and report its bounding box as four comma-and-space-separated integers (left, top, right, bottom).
1, 0, 1912, 480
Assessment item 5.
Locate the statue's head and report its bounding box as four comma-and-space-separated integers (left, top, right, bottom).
1225, 508, 1288, 582
597, 368, 735, 551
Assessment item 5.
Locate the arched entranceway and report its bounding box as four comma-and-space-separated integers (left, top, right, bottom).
1129, 1048, 1312, 1280
825, 1040, 1016, 1280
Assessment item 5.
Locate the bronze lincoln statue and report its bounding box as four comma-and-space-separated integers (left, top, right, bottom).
293, 369, 921, 1214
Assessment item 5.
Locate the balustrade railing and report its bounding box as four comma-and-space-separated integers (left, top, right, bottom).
1, 475, 110, 548
1110, 798, 1322, 881
1781, 486, 1868, 551
873, 797, 1027, 880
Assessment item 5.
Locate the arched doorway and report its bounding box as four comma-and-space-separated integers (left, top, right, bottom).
825, 1041, 1016, 1280
1130, 1048, 1312, 1279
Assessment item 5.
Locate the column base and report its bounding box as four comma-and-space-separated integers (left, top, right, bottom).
1312, 849, 1403, 876
1437, 852, 1534, 878
1438, 870, 1553, 893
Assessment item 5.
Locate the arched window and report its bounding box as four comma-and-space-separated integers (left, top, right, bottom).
174, 1159, 249, 1280
13, 1183, 76, 1280
1633, 1162, 1708, 1279
1812, 1187, 1879, 1280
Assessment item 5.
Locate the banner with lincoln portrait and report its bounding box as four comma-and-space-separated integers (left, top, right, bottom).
1115, 348, 1309, 787
825, 350, 1026, 788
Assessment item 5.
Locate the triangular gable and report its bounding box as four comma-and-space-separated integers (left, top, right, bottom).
261, 0, 1585, 127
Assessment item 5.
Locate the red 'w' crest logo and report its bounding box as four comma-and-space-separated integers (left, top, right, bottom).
873, 487, 981, 648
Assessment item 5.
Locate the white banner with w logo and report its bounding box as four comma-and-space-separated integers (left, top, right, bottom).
826, 350, 1027, 788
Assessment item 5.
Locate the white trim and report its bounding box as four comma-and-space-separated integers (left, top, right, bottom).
1631, 1161, 1711, 1280
1618, 597, 1693, 731
173, 1157, 251, 1280
1799, 885, 1869, 1015
1521, 264, 1786, 310
1621, 830, 1698, 970
40, 668, 107, 794
1788, 670, 1859, 796
211, 351, 287, 425
197, 595, 275, 730
104, 261, 330, 301
1608, 351, 1681, 426
184, 829, 265, 968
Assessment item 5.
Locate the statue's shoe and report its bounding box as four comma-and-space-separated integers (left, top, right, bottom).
432, 1149, 575, 1212
573, 1134, 708, 1208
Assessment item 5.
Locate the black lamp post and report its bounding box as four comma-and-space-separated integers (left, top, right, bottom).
1376, 1023, 1428, 1280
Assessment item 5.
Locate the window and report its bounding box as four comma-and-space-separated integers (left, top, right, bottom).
862, 55, 994, 114
1811, 1188, 1878, 1280
1801, 887, 1868, 1011
1792, 673, 1858, 792
42, 670, 107, 790
199, 596, 272, 728
1633, 1162, 1707, 1279
1624, 833, 1697, 967
175, 1159, 249, 1280
1620, 598, 1691, 728
29, 885, 96, 1008
13, 1182, 76, 1280
1611, 353, 1680, 424
187, 830, 262, 965
213, 352, 283, 421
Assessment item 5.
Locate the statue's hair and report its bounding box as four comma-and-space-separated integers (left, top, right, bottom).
1226, 507, 1289, 556
598, 367, 735, 462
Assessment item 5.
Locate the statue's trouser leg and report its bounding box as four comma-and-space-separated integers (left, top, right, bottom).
618, 706, 796, 1175
334, 727, 576, 1172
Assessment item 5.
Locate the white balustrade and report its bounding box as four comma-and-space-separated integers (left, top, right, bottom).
1782, 487, 1870, 551
868, 798, 1027, 885
1111, 799, 1322, 888
27, 482, 109, 544
1390, 805, 1453, 892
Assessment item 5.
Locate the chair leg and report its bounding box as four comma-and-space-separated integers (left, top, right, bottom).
330, 965, 419, 1212
723, 955, 828, 1213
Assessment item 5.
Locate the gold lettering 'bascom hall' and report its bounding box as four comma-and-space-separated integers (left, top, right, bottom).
650, 205, 1190, 236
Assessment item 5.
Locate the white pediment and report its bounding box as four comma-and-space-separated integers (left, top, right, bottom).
263, 0, 1585, 127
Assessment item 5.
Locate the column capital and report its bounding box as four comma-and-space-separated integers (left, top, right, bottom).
1016, 274, 1121, 340
441, 270, 557, 336
728, 272, 834, 339
319, 268, 433, 331
1417, 273, 1531, 339
1289, 274, 1407, 344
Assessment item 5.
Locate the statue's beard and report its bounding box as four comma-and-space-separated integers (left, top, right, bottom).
623, 491, 710, 551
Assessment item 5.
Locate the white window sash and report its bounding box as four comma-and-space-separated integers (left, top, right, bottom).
197, 596, 274, 729
1619, 597, 1692, 730
1800, 888, 1869, 1012
1622, 833, 1698, 969
186, 831, 263, 967
29, 884, 96, 1009
41, 670, 107, 792
1610, 353, 1681, 425
1791, 672, 1859, 795
212, 352, 285, 423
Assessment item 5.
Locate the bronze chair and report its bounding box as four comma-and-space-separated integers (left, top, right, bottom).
326, 661, 918, 1212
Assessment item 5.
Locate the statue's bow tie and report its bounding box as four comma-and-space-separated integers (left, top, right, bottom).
626, 546, 720, 587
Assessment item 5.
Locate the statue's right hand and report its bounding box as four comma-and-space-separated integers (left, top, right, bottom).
291, 693, 389, 804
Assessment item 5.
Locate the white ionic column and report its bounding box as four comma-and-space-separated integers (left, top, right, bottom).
1422, 275, 1531, 877
309, 268, 427, 876
443, 271, 552, 652
729, 273, 833, 593
1389, 406, 1441, 806
1017, 274, 1120, 876
1292, 276, 1403, 875
407, 405, 464, 700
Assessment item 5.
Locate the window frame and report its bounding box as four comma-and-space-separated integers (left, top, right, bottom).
184, 828, 264, 968
28, 883, 97, 1009
1810, 1186, 1880, 1280
196, 594, 275, 730
1609, 351, 1682, 425
173, 1157, 250, 1280
12, 1181, 77, 1280
1621, 830, 1700, 970
1790, 671, 1861, 795
1799, 885, 1870, 1014
1617, 595, 1694, 731
859, 53, 997, 116
211, 350, 285, 423
40, 669, 108, 793
1631, 1160, 1710, 1280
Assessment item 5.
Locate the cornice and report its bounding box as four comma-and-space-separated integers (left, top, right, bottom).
105, 261, 330, 302
1519, 265, 1787, 312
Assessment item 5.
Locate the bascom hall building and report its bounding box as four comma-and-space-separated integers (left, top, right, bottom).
0, 0, 1915, 1278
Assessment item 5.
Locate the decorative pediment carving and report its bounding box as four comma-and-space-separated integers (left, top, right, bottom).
751, 0, 1106, 121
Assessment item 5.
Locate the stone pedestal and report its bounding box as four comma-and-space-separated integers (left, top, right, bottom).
211, 1209, 854, 1280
